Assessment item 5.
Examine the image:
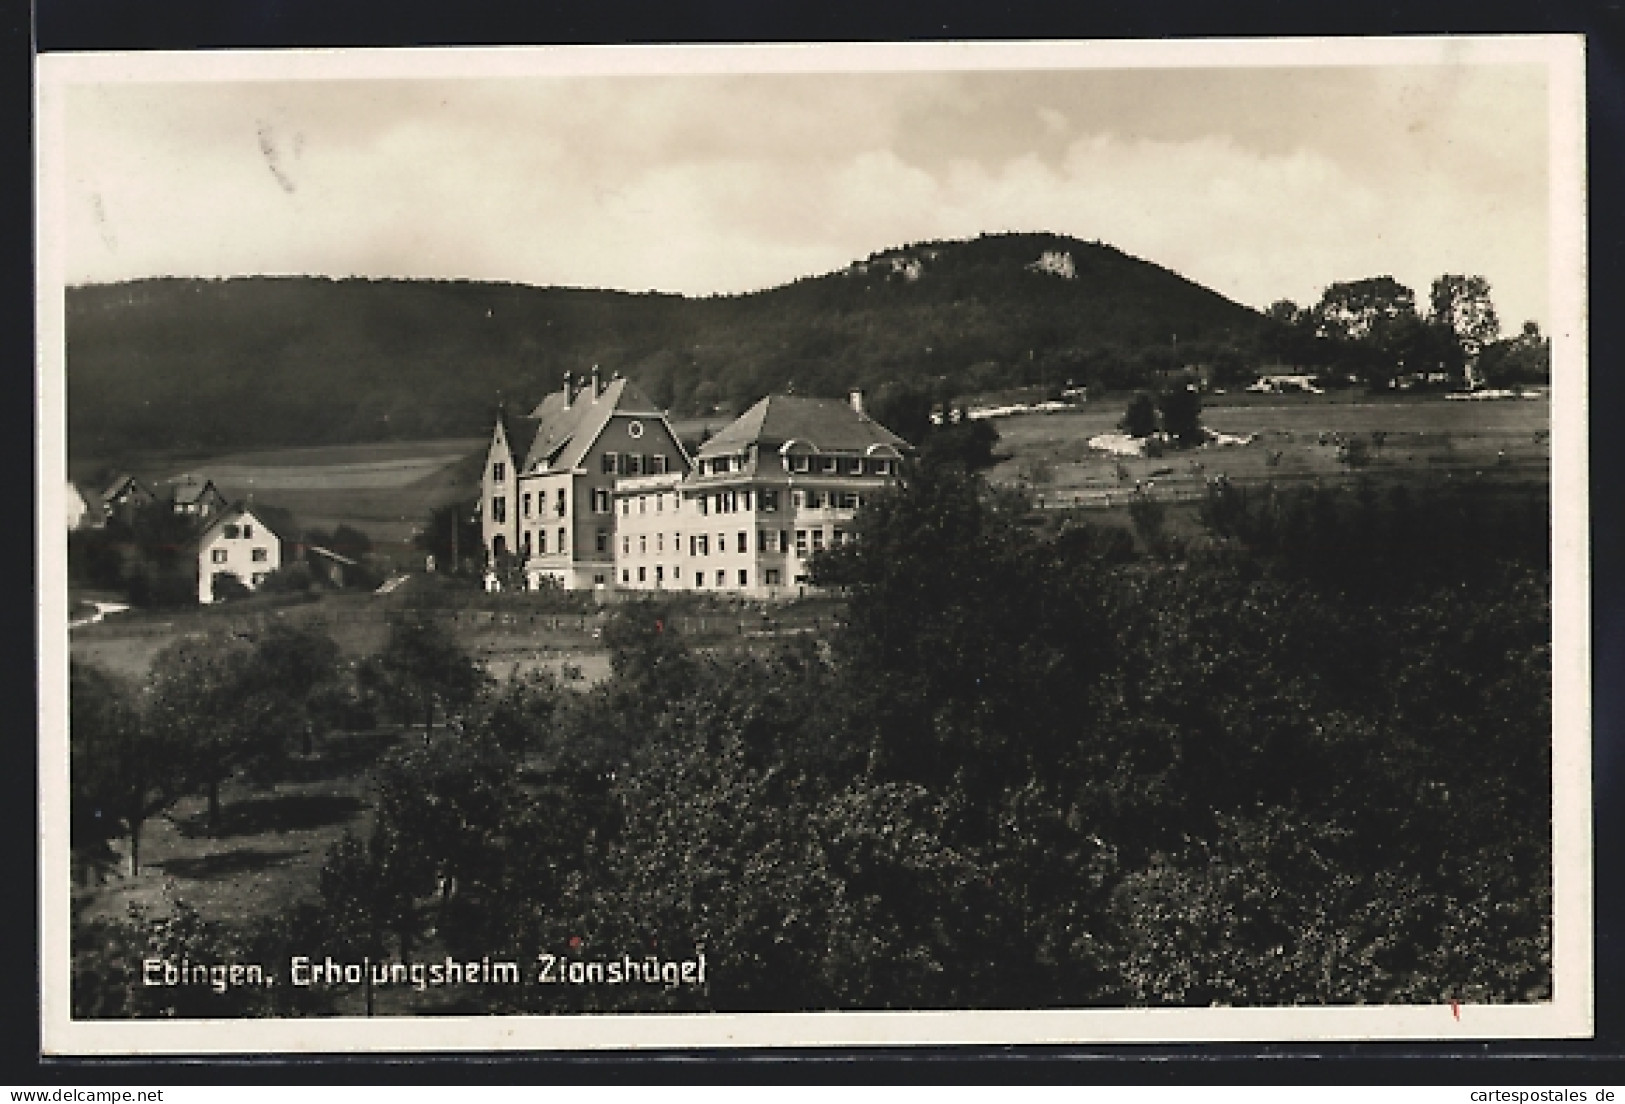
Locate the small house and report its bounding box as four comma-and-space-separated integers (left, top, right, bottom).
194, 504, 283, 604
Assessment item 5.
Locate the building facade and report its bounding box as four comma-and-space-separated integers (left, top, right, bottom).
195, 504, 282, 604
613, 392, 911, 599
480, 368, 689, 590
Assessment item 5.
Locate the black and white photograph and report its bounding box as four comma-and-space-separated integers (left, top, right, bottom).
36, 37, 1590, 1052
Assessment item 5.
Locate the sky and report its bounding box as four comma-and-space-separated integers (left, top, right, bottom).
53, 49, 1556, 329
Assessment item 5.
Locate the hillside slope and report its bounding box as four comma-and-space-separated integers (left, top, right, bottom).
64, 233, 1267, 459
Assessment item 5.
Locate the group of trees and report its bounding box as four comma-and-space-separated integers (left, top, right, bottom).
80, 451, 1550, 1016
69, 613, 486, 883
1119, 386, 1204, 446
1262, 274, 1548, 389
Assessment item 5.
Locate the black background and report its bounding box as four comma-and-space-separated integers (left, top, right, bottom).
17, 0, 1625, 1085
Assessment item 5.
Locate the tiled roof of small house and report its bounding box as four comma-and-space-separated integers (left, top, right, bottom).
695, 395, 911, 458
162, 474, 223, 505
520, 375, 661, 472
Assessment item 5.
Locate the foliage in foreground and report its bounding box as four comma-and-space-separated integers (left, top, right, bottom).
73, 468, 1552, 1014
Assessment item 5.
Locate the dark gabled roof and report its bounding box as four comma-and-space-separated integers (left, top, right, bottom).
695, 395, 912, 458
100, 472, 152, 504
492, 405, 537, 462
520, 375, 661, 472
162, 474, 224, 505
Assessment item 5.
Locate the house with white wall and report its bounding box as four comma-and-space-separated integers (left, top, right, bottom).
194, 504, 283, 604
613, 391, 911, 599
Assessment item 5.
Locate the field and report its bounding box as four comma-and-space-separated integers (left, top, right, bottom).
75, 438, 487, 564
986, 395, 1550, 507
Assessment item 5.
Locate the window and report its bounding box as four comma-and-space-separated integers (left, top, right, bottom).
211, 548, 228, 564
874, 459, 893, 476
623, 535, 630, 555
556, 489, 567, 516
807, 491, 824, 509
742, 490, 752, 511
737, 531, 747, 553
522, 493, 532, 518
697, 495, 709, 516
761, 490, 779, 512
602, 453, 617, 475
795, 529, 808, 554
657, 533, 664, 553
696, 534, 709, 556
812, 528, 825, 552
651, 455, 667, 475
251, 572, 268, 585
622, 569, 630, 583
718, 533, 726, 555
656, 493, 664, 514
674, 565, 681, 579
639, 495, 647, 515
493, 462, 506, 482
223, 524, 240, 539
714, 493, 725, 514
539, 531, 547, 554
522, 531, 531, 556
674, 532, 682, 554
593, 489, 610, 513
738, 569, 748, 587
790, 455, 810, 473
765, 569, 780, 585
621, 499, 630, 516
716, 570, 726, 587
242, 524, 253, 539
695, 574, 704, 588
252, 548, 268, 562
757, 529, 769, 553
639, 535, 647, 555
779, 530, 789, 553
626, 454, 642, 476
833, 528, 845, 546
492, 497, 506, 523
596, 528, 607, 553
848, 457, 864, 474
594, 573, 606, 585
822, 457, 839, 473
655, 565, 664, 583
638, 566, 646, 583
792, 491, 803, 509
558, 526, 566, 554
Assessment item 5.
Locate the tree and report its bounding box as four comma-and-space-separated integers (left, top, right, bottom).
210, 571, 250, 603
375, 614, 485, 736
1429, 274, 1501, 360
1157, 386, 1204, 447
71, 662, 185, 876
416, 500, 480, 573
146, 634, 256, 834
1119, 392, 1159, 438
919, 415, 1000, 472
1313, 276, 1417, 343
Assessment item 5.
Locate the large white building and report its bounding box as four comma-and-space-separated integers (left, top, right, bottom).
481, 380, 912, 598
480, 368, 689, 590
612, 391, 911, 599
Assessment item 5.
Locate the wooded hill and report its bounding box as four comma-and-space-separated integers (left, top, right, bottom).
65, 232, 1270, 458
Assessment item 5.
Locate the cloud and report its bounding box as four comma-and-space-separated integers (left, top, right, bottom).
55, 65, 1550, 328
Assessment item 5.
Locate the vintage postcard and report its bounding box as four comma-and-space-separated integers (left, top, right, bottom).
37, 37, 1590, 1053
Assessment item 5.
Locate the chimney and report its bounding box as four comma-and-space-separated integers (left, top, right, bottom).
590, 364, 601, 402
849, 388, 866, 416
562, 371, 574, 409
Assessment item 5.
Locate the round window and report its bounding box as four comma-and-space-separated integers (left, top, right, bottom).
627, 420, 645, 439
